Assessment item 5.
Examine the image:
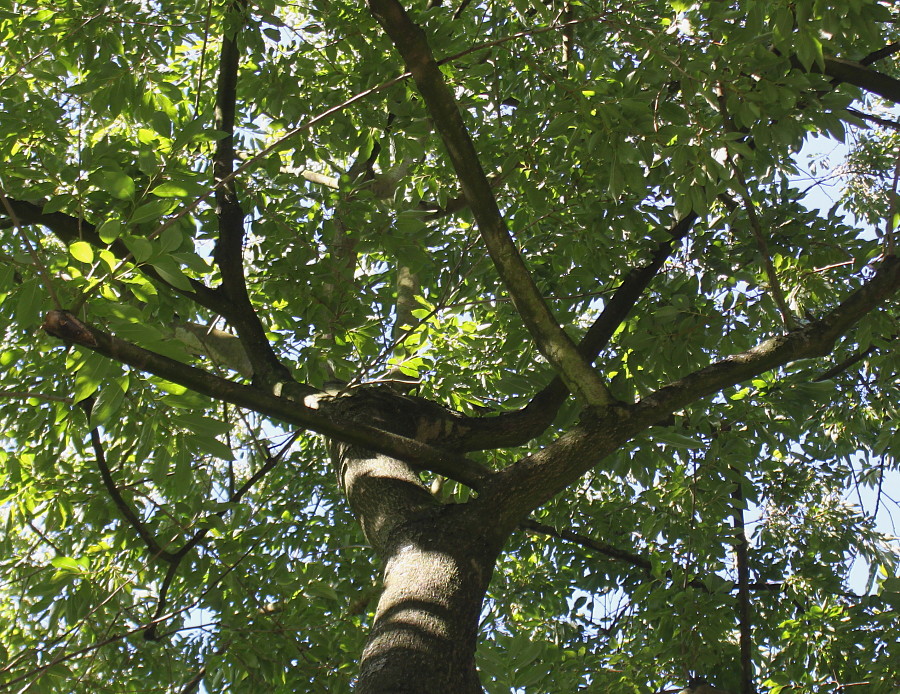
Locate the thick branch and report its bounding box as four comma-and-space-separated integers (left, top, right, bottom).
637, 255, 900, 416
861, 42, 900, 66
451, 213, 696, 451
210, 3, 290, 384
488, 256, 900, 525
0, 196, 224, 313
41, 310, 491, 489
821, 57, 900, 104
368, 0, 614, 406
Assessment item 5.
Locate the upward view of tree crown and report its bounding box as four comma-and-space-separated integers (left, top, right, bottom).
1, 0, 899, 691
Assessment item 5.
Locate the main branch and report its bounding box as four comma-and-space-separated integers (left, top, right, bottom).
488, 255, 900, 526
41, 310, 491, 489
368, 0, 614, 407
450, 213, 697, 451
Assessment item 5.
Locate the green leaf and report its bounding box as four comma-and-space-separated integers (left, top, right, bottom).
795, 30, 824, 72
15, 279, 44, 325
122, 235, 153, 263
97, 219, 122, 243
652, 430, 705, 449
158, 225, 183, 254
130, 199, 175, 225
149, 257, 193, 291
97, 171, 136, 200
89, 382, 126, 427
51, 556, 85, 573
171, 412, 232, 438
69, 241, 94, 264
172, 442, 192, 488
0, 264, 14, 292
396, 210, 426, 236
186, 434, 234, 461
42, 195, 73, 214
73, 352, 114, 403
303, 581, 339, 601
151, 182, 190, 198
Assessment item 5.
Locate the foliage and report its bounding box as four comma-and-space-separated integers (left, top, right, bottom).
1, 0, 899, 691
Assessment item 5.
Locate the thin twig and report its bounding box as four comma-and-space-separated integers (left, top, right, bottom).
83, 402, 177, 563
178, 665, 207, 694
143, 428, 299, 639
729, 177, 796, 329
192, 0, 215, 115
884, 143, 900, 256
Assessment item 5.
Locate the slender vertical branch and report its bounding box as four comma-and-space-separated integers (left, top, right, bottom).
560, 2, 574, 67
714, 85, 794, 330
387, 262, 421, 388
731, 473, 754, 694
319, 142, 382, 380
731, 166, 796, 330
394, 265, 419, 339
192, 0, 215, 116
211, 1, 290, 384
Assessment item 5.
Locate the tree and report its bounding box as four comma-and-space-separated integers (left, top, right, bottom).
1, 0, 899, 691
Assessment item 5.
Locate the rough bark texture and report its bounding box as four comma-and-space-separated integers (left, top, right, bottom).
329, 391, 504, 693
355, 509, 499, 694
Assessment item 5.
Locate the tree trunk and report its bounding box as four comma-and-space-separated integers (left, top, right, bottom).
356, 507, 498, 694
327, 388, 503, 693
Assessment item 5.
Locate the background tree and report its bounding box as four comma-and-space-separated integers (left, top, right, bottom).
1, 0, 899, 692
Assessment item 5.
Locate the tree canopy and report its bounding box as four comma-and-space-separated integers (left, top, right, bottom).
1, 0, 899, 691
